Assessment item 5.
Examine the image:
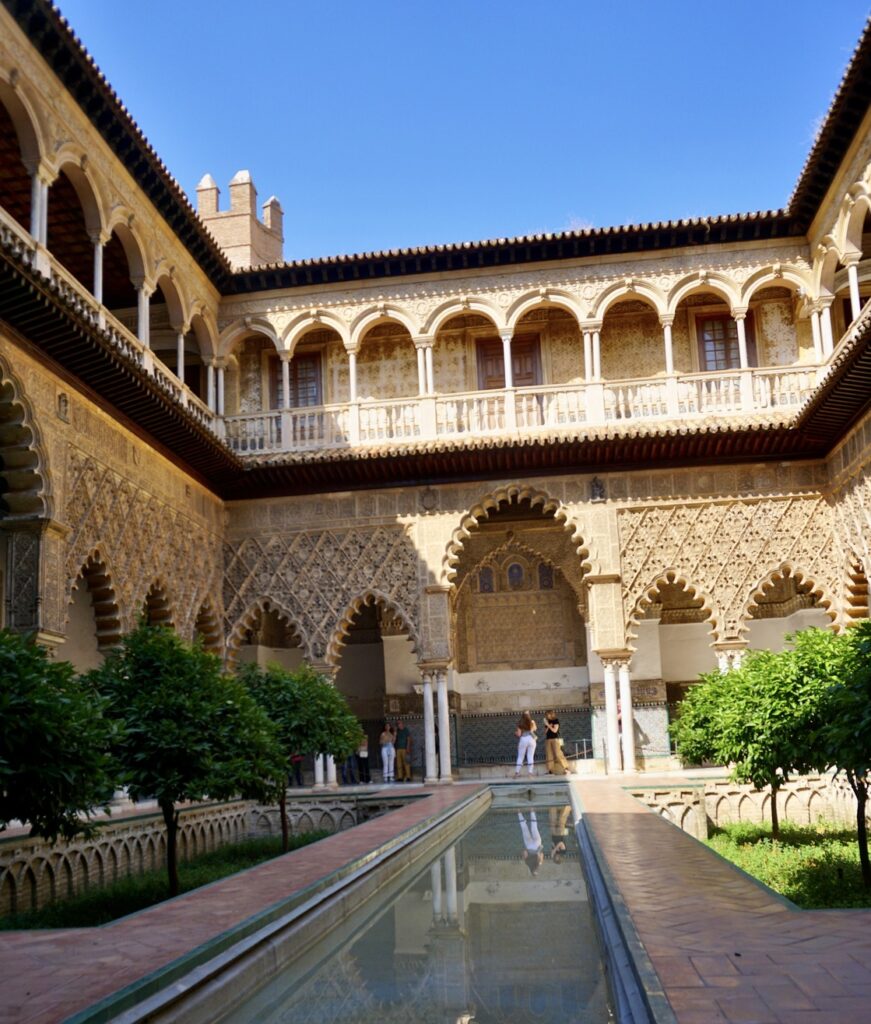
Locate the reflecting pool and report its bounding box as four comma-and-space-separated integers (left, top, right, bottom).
221, 790, 614, 1022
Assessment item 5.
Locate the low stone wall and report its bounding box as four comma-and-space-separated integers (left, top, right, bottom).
0, 795, 395, 917
628, 773, 858, 841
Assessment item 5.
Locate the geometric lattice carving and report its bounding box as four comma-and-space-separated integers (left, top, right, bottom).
620, 496, 838, 643
63, 447, 223, 639
224, 526, 420, 663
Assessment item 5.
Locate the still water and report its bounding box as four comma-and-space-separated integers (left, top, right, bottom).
221, 792, 613, 1023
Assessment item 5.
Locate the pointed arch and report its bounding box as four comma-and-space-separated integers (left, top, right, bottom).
506, 290, 585, 330
591, 280, 667, 320
742, 563, 837, 635
325, 589, 420, 668
225, 596, 312, 667
626, 569, 718, 647
442, 483, 592, 584
424, 296, 505, 336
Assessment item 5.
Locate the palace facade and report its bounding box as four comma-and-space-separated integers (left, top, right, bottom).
1, 1, 870, 777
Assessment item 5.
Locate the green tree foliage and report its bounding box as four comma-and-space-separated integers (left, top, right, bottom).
816, 620, 871, 886
238, 662, 363, 850
0, 629, 115, 841
90, 624, 285, 895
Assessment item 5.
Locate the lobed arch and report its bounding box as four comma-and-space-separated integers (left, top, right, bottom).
0, 71, 46, 171
224, 596, 313, 667
739, 265, 813, 306
140, 579, 175, 630
65, 549, 121, 649
626, 569, 718, 649
350, 305, 418, 350
0, 351, 51, 519
506, 289, 585, 330
192, 595, 223, 654
591, 280, 667, 321
442, 483, 592, 585
741, 563, 837, 635
218, 316, 281, 359
282, 310, 351, 355
424, 296, 505, 336
666, 272, 740, 315
325, 589, 420, 669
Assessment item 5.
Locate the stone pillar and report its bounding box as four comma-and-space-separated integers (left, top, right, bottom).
176, 331, 185, 384
136, 284, 151, 348
500, 329, 513, 389
216, 363, 226, 416
810, 309, 823, 362
422, 670, 438, 783
583, 330, 593, 381
425, 344, 435, 395
347, 349, 357, 403
92, 236, 104, 305
29, 171, 42, 242
281, 352, 292, 407
431, 860, 443, 921
618, 659, 636, 773
661, 316, 675, 374
444, 846, 458, 922
734, 310, 749, 368
313, 754, 325, 789
437, 669, 452, 782
325, 754, 338, 788
206, 361, 216, 411
820, 301, 835, 356
416, 344, 427, 395
847, 260, 862, 322
602, 659, 621, 773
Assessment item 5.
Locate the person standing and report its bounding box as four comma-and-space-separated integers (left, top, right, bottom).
356, 735, 371, 783
514, 710, 537, 777
544, 710, 571, 776
379, 723, 395, 783
518, 811, 544, 875
394, 719, 413, 782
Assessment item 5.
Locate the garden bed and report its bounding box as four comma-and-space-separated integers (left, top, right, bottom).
0, 832, 328, 930
706, 821, 871, 909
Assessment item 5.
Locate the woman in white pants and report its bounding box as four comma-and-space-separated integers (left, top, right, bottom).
379, 724, 395, 783
514, 711, 537, 777
518, 811, 544, 875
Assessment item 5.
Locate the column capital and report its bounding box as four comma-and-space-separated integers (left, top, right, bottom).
730, 305, 749, 321
595, 648, 633, 667
277, 349, 292, 363
814, 295, 835, 311
659, 314, 675, 328
841, 249, 863, 268
413, 334, 435, 349
580, 320, 603, 333
498, 328, 513, 342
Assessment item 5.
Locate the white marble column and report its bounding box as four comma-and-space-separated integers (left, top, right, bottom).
38, 174, 49, 246
734, 311, 749, 368
92, 236, 104, 304
583, 330, 593, 381
216, 363, 226, 416
206, 361, 216, 411
29, 171, 43, 242
175, 331, 185, 384
810, 309, 823, 362
281, 352, 292, 407
661, 317, 675, 374
136, 284, 151, 348
422, 670, 438, 783
847, 261, 862, 322
416, 344, 427, 395
325, 754, 338, 788
425, 344, 435, 395
313, 753, 325, 789
820, 301, 835, 355
603, 659, 621, 773
617, 659, 636, 773
431, 860, 443, 922
592, 328, 602, 379
436, 669, 452, 782
348, 349, 357, 403
444, 846, 458, 922
500, 329, 513, 389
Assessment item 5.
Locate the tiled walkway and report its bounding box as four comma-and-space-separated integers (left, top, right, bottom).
576, 776, 871, 1024
0, 785, 482, 1024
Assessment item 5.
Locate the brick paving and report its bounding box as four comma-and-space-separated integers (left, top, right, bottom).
575, 776, 871, 1024
0, 784, 481, 1024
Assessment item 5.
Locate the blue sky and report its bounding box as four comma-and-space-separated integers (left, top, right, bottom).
56, 1, 869, 262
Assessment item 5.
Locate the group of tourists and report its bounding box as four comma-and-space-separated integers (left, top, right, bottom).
514, 709, 571, 777
378, 720, 414, 783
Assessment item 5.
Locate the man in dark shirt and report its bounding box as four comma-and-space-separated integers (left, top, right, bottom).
394, 720, 413, 782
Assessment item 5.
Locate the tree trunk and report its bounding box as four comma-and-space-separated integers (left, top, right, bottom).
770, 784, 780, 839
854, 777, 871, 888
279, 789, 289, 853
160, 799, 180, 897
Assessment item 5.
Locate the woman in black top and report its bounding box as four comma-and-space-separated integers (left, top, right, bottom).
544, 710, 571, 776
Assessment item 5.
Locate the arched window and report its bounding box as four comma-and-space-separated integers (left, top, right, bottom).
538, 563, 554, 590
507, 563, 524, 590
478, 567, 494, 593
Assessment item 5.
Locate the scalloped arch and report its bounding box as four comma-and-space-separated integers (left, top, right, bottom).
65, 549, 121, 649
626, 569, 717, 649
325, 589, 420, 668
442, 484, 592, 584
192, 595, 223, 654
741, 563, 837, 635
224, 597, 312, 667
0, 351, 50, 520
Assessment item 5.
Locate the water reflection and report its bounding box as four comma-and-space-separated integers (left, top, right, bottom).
222, 805, 613, 1023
